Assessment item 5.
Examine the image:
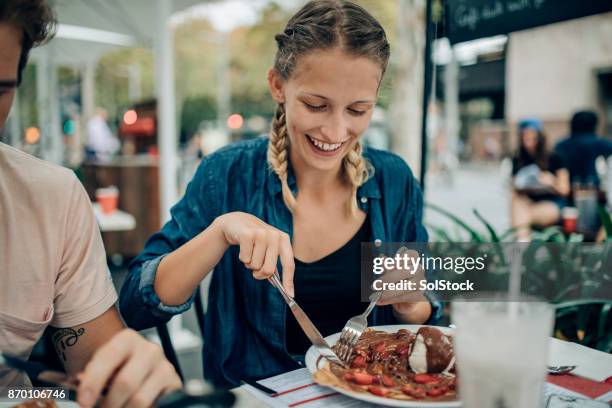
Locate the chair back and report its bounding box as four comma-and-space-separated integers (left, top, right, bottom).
155, 286, 206, 381
554, 299, 612, 353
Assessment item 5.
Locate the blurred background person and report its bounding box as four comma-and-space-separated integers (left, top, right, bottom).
511, 119, 570, 240
555, 110, 612, 188
85, 107, 120, 162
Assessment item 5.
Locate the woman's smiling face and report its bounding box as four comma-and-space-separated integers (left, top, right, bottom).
268, 47, 382, 174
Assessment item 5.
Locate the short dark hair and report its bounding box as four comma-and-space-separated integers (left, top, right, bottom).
571, 110, 598, 135
0, 0, 57, 85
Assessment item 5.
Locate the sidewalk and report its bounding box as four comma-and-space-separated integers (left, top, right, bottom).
424, 162, 511, 240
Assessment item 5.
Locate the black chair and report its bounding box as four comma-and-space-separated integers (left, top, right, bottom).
554, 299, 612, 353
156, 322, 184, 381
156, 286, 206, 381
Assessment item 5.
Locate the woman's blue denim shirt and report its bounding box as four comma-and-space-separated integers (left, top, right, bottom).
119, 137, 442, 387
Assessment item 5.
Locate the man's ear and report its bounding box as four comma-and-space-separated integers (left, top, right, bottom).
267, 68, 285, 104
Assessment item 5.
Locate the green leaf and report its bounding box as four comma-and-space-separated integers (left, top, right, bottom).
599, 205, 612, 241
531, 226, 564, 242
426, 203, 484, 242
425, 223, 455, 242
499, 226, 520, 241
473, 209, 500, 242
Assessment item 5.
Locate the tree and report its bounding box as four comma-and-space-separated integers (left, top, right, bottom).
389, 0, 426, 178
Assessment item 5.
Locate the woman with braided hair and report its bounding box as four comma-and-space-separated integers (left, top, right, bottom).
120, 0, 440, 387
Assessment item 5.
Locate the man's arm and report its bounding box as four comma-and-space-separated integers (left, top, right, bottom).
50, 306, 181, 408
49, 306, 123, 375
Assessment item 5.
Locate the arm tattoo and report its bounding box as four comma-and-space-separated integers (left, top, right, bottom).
51, 328, 85, 362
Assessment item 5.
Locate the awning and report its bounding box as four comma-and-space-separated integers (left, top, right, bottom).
446, 0, 612, 45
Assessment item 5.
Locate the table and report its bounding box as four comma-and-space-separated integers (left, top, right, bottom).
92, 203, 136, 232
81, 157, 160, 257
233, 337, 612, 407
233, 388, 270, 408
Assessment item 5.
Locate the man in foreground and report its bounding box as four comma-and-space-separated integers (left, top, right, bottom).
0, 1, 181, 406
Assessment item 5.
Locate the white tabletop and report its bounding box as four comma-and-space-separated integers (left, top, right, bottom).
549, 337, 612, 382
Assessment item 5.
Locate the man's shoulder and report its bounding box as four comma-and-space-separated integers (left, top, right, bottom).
595, 137, 612, 151
554, 137, 571, 150
555, 135, 612, 152
0, 143, 78, 196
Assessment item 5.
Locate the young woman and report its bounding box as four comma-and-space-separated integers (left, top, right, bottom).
120, 0, 440, 387
511, 119, 570, 240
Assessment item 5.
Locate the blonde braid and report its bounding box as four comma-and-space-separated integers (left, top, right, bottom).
343, 141, 369, 218
268, 103, 297, 212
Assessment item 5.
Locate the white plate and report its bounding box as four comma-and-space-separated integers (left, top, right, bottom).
305, 324, 461, 408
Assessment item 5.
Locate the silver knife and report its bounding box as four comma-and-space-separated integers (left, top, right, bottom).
268, 272, 347, 368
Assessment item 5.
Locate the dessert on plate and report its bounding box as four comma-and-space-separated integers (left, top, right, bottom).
313, 326, 457, 401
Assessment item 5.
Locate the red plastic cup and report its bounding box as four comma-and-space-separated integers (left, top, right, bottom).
562, 207, 578, 234
96, 186, 119, 214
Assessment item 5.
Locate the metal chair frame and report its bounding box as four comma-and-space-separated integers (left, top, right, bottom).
156, 286, 206, 380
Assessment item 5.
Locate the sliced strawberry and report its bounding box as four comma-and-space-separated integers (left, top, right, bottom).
351, 356, 368, 368
381, 375, 395, 388
426, 386, 448, 397
368, 386, 390, 397
413, 374, 441, 385
353, 372, 374, 385
351, 355, 367, 368
401, 384, 425, 399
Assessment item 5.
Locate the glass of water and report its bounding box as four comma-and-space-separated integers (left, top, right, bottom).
452, 296, 554, 408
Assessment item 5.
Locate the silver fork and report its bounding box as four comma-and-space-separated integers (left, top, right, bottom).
336, 291, 382, 363
547, 365, 576, 375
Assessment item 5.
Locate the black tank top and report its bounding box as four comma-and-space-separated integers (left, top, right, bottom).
285, 218, 370, 355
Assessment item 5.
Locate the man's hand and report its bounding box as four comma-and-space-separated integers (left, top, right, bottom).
51, 307, 181, 407
77, 329, 182, 408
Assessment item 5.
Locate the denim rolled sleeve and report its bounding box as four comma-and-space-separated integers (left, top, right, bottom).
138, 255, 196, 315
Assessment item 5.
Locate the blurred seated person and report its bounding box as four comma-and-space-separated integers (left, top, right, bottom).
0, 1, 180, 406
555, 110, 612, 188
85, 107, 120, 162
511, 119, 570, 240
